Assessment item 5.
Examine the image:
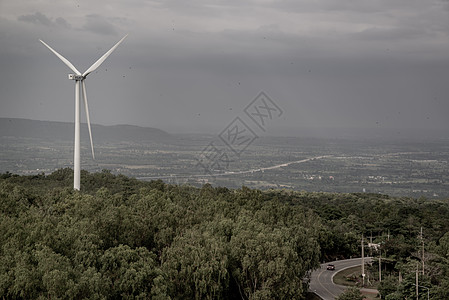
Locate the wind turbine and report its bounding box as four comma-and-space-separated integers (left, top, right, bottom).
40, 35, 127, 190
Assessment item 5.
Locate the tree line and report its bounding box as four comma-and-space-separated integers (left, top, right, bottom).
1, 169, 448, 299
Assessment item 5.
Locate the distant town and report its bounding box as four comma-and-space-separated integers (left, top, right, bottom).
2, 118, 448, 198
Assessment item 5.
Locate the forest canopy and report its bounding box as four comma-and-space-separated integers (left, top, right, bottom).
1, 169, 449, 299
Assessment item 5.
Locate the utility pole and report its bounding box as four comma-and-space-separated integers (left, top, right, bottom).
379, 253, 382, 282
416, 263, 419, 300
361, 234, 365, 286
421, 227, 425, 275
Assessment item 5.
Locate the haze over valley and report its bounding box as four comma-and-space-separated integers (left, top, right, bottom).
2, 118, 448, 198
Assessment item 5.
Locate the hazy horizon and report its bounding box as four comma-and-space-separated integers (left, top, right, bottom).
2, 117, 449, 142
2, 1, 449, 139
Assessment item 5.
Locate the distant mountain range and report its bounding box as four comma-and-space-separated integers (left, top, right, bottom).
0, 118, 171, 142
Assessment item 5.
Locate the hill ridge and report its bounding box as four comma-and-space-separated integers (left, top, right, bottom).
0, 118, 171, 142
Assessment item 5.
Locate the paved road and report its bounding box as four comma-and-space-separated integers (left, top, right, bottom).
309, 257, 372, 300
137, 155, 331, 180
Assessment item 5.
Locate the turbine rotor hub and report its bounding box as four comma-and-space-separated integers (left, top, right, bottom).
68, 74, 84, 81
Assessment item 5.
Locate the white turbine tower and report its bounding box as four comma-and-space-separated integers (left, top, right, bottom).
40, 35, 127, 190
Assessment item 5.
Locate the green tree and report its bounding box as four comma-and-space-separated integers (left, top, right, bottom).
437, 232, 449, 259
229, 210, 310, 300
377, 276, 398, 299
99, 244, 168, 299
162, 224, 229, 299
337, 287, 363, 300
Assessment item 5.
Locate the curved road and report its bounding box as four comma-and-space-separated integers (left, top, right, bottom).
309, 258, 373, 300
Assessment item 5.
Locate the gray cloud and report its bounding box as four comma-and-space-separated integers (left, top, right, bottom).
274, 0, 427, 14
18, 12, 53, 26
2, 0, 449, 136
55, 17, 71, 29
82, 14, 118, 36
353, 27, 426, 41
17, 12, 71, 29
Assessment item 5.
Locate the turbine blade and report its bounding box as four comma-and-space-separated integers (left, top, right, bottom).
82, 81, 95, 160
39, 39, 81, 75
83, 34, 128, 77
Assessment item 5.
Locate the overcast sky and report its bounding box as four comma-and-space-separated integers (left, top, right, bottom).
1, 0, 449, 136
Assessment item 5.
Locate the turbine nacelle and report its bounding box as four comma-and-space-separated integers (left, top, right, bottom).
68, 74, 85, 81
